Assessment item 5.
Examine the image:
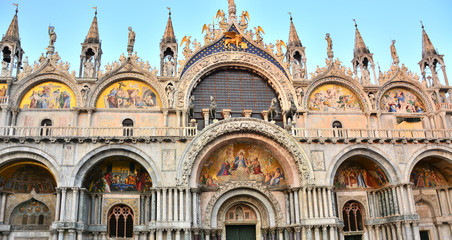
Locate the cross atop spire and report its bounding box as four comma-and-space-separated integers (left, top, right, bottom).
2, 4, 20, 43
288, 13, 302, 48
421, 21, 437, 58
353, 19, 369, 57
162, 7, 176, 43
84, 8, 100, 44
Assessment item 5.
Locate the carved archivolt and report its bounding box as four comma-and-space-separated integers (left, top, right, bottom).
11, 74, 82, 109
204, 182, 283, 228
303, 77, 370, 112
376, 81, 434, 112
176, 51, 295, 111
216, 197, 268, 228
176, 118, 313, 186
89, 72, 168, 109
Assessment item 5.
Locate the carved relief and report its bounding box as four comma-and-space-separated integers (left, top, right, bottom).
162, 149, 176, 171
311, 150, 325, 171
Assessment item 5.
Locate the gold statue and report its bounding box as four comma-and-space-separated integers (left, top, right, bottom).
180, 36, 193, 59
224, 32, 247, 49
216, 10, 226, 23
275, 40, 286, 62
202, 24, 212, 45
240, 11, 250, 25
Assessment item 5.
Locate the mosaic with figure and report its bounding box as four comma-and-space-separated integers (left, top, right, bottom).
0, 162, 56, 193
410, 164, 447, 188
84, 159, 152, 193
0, 84, 7, 98
96, 80, 160, 109
381, 88, 425, 113
199, 142, 287, 187
20, 81, 76, 109
308, 84, 362, 112
334, 161, 389, 189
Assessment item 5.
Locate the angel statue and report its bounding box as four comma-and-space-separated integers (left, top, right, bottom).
254, 26, 265, 46
48, 26, 57, 47
202, 24, 212, 45
275, 40, 286, 62
216, 10, 226, 24
239, 11, 250, 30
180, 36, 192, 59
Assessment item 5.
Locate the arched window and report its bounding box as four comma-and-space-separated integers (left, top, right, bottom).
343, 201, 364, 232
192, 68, 282, 129
108, 205, 134, 238
122, 118, 134, 136
332, 121, 343, 137
40, 119, 52, 136
332, 121, 342, 128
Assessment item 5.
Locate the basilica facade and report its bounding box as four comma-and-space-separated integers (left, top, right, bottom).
0, 2, 451, 240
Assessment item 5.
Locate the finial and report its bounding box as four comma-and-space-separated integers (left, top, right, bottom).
93, 6, 97, 15
289, 12, 292, 22
13, 3, 18, 14
167, 7, 171, 16
377, 62, 381, 72
353, 19, 357, 29
420, 21, 424, 29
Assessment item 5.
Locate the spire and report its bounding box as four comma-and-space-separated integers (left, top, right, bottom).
84, 8, 99, 44
162, 8, 176, 43
421, 22, 437, 58
2, 5, 20, 43
353, 19, 369, 57
288, 13, 302, 48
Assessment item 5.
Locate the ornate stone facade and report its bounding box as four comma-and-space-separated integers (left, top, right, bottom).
0, 2, 451, 240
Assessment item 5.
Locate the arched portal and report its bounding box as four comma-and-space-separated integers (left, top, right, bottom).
409, 156, 452, 239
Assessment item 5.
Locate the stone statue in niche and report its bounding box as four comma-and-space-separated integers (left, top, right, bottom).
81, 85, 90, 104
296, 87, 304, 106
188, 96, 195, 120
292, 60, 303, 79
165, 83, 175, 108
163, 56, 174, 77
1, 61, 9, 77
84, 57, 94, 78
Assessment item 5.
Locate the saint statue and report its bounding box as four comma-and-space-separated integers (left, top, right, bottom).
128, 27, 136, 47
84, 57, 94, 78
1, 61, 9, 77
164, 56, 174, 77
209, 96, 217, 120
390, 40, 399, 65
227, 0, 235, 6
48, 26, 57, 47
325, 33, 332, 52
166, 83, 175, 108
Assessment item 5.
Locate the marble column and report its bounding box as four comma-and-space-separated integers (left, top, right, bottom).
72, 188, 79, 222
60, 188, 67, 221
179, 189, 184, 221
55, 190, 61, 221
404, 222, 412, 240
412, 222, 421, 240
0, 193, 6, 223
322, 226, 328, 240
192, 190, 198, 226
313, 188, 319, 218
294, 190, 300, 223
69, 230, 76, 240
302, 188, 308, 219
77, 231, 83, 240
163, 188, 168, 221
295, 227, 301, 240
302, 227, 307, 240
318, 189, 324, 218
151, 190, 156, 222
167, 229, 173, 240
289, 191, 295, 224
168, 188, 173, 221
313, 226, 320, 240
278, 228, 284, 240
329, 226, 337, 240
307, 188, 313, 218
322, 188, 328, 218
396, 223, 403, 240
185, 189, 191, 222
327, 188, 334, 217
157, 230, 163, 240
436, 223, 444, 240
97, 194, 102, 224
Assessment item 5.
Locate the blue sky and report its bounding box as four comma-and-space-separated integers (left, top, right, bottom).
1, 0, 451, 77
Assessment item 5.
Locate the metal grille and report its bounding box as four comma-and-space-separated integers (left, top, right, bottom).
192, 68, 282, 129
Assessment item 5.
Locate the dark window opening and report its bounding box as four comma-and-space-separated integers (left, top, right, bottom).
122, 118, 134, 137
343, 201, 364, 232
191, 68, 282, 129
40, 119, 53, 136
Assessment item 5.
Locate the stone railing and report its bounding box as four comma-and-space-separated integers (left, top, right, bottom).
0, 96, 8, 105
0, 126, 197, 139
437, 103, 452, 110
292, 128, 452, 140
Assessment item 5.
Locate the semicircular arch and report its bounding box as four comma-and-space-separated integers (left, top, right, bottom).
404, 146, 452, 183
89, 72, 167, 109
205, 182, 283, 228
376, 81, 434, 113
326, 145, 402, 186
0, 146, 62, 186
303, 77, 370, 112
176, 118, 313, 187
176, 51, 295, 111
71, 144, 162, 188
11, 74, 82, 109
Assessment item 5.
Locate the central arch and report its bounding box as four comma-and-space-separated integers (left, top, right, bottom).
176, 118, 313, 187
